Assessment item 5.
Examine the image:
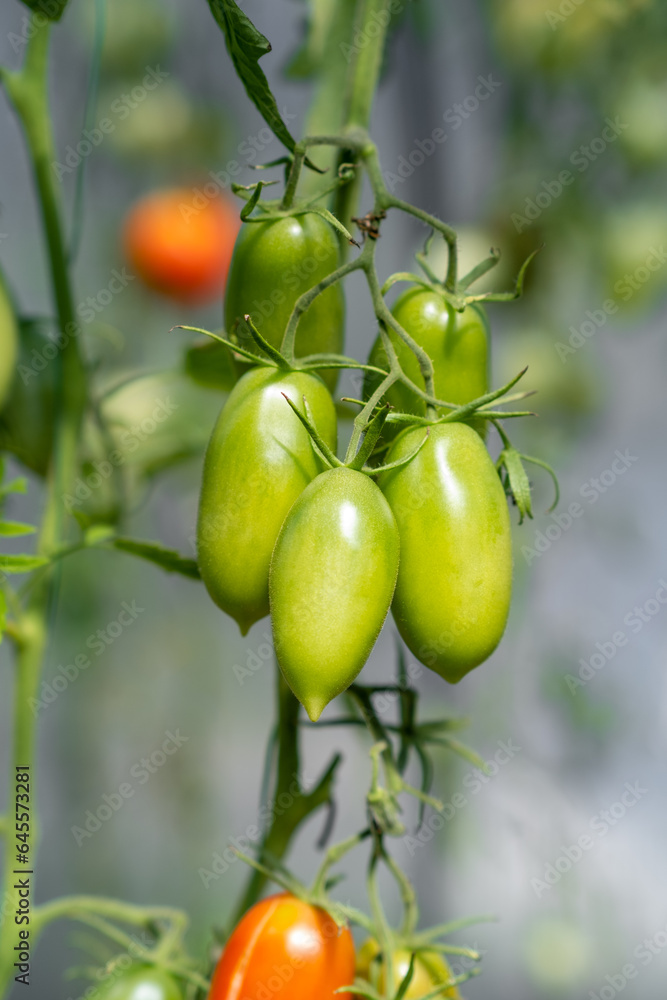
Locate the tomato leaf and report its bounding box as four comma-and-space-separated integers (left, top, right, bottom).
206, 0, 303, 160
0, 520, 36, 537
0, 554, 48, 574
497, 445, 533, 524
111, 538, 201, 580
17, 0, 69, 20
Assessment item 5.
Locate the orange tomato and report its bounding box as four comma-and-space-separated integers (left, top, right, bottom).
209, 893, 355, 1000
123, 187, 240, 303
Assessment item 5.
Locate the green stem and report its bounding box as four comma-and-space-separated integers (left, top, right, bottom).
346, 0, 391, 130
0, 21, 87, 993
299, 0, 360, 201
231, 669, 337, 925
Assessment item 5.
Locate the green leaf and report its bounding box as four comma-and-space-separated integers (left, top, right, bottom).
83, 524, 116, 547
0, 521, 36, 537
0, 478, 28, 501
498, 446, 533, 524
0, 554, 48, 574
111, 538, 201, 580
206, 0, 302, 159
18, 0, 69, 20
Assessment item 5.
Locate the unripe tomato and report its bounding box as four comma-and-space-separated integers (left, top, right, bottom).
98, 967, 181, 999
379, 423, 512, 683
209, 893, 355, 1000
356, 939, 461, 999
198, 368, 337, 635
367, 291, 488, 435
224, 214, 344, 389
270, 467, 400, 720
123, 188, 240, 303
0, 272, 18, 410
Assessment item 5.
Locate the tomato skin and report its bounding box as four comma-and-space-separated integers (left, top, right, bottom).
98, 967, 182, 1000
123, 188, 240, 303
0, 273, 18, 410
224, 214, 344, 389
270, 467, 400, 721
379, 423, 512, 683
209, 893, 355, 1000
197, 368, 337, 635
367, 291, 489, 435
356, 940, 461, 999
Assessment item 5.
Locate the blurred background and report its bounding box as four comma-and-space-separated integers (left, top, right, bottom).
1, 0, 666, 997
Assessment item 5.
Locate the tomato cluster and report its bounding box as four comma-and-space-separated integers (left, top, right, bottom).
197, 211, 513, 721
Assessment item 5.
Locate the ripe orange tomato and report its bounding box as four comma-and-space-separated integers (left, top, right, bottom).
123, 187, 240, 303
209, 893, 355, 1000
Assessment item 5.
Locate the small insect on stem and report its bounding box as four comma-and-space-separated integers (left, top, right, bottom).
352, 211, 387, 241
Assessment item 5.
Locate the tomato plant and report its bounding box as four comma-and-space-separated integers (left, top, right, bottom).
198, 367, 337, 634
224, 214, 345, 388
380, 423, 513, 683
209, 894, 355, 1000
0, 0, 572, 996
356, 940, 461, 999
123, 187, 240, 303
367, 291, 489, 436
99, 968, 182, 1000
270, 466, 400, 721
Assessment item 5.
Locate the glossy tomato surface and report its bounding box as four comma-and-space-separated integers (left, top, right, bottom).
270, 467, 400, 720
123, 187, 240, 303
367, 290, 488, 435
209, 893, 355, 1000
99, 967, 182, 1000
380, 423, 512, 683
224, 213, 344, 388
197, 368, 337, 634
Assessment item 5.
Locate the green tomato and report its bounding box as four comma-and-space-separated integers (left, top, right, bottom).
356, 940, 461, 999
197, 367, 337, 635
270, 467, 400, 721
97, 967, 181, 1000
379, 423, 512, 683
367, 290, 488, 436
0, 272, 18, 410
224, 214, 344, 389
